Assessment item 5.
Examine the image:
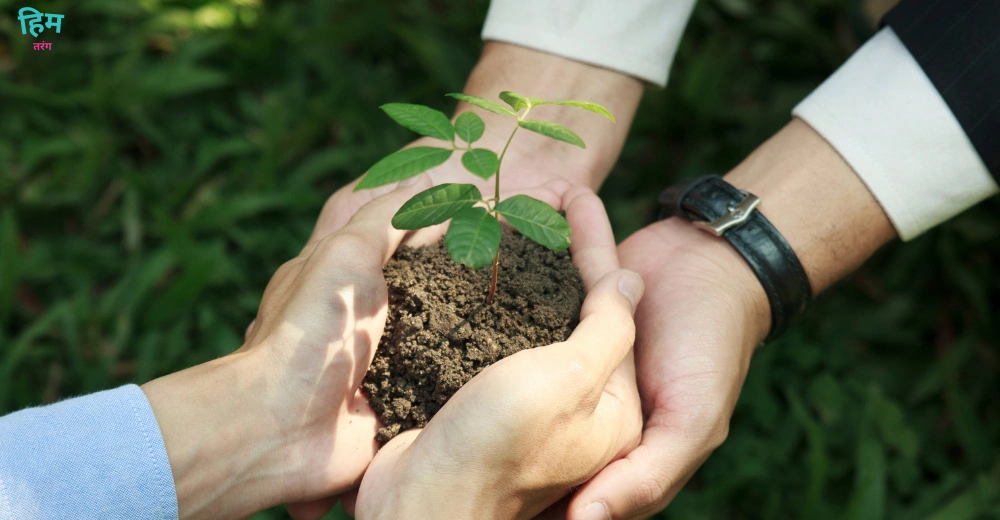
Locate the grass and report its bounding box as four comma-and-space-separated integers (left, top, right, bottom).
1, 0, 998, 518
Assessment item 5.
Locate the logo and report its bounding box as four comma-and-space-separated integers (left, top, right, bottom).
17, 7, 64, 51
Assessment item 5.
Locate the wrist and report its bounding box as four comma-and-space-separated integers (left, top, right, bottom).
141, 350, 294, 519
725, 118, 896, 293
624, 217, 772, 347
458, 41, 643, 190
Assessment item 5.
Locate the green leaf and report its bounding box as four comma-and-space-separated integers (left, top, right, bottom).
461, 149, 499, 180
537, 100, 616, 122
380, 103, 455, 141
446, 93, 516, 116
517, 119, 586, 148
495, 195, 571, 251
454, 112, 485, 144
499, 91, 531, 112
355, 147, 453, 191
391, 183, 482, 230
445, 207, 502, 269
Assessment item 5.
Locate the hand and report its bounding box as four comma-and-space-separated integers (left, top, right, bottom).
565, 217, 769, 520
563, 120, 897, 519
290, 42, 642, 519
140, 176, 434, 520
354, 187, 645, 520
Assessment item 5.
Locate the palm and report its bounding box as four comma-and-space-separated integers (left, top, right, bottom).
568, 222, 763, 518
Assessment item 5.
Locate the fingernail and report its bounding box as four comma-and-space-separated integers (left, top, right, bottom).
617, 270, 644, 312
579, 502, 611, 520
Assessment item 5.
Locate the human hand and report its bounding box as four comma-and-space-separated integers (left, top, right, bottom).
353, 187, 645, 520
564, 120, 897, 519
140, 176, 434, 520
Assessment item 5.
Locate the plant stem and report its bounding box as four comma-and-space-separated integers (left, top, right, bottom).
485, 111, 526, 305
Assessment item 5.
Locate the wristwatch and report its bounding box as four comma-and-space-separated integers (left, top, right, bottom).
658, 175, 811, 342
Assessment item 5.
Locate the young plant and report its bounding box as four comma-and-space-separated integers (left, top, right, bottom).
355, 91, 614, 304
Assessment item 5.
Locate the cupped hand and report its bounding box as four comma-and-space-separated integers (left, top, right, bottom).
238, 176, 437, 504
353, 187, 645, 520
285, 177, 579, 520
563, 217, 771, 520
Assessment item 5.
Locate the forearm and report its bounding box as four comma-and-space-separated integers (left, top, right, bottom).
458, 42, 643, 190
141, 351, 291, 520
630, 118, 897, 344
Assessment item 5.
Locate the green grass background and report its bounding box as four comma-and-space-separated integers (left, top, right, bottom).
1, 0, 999, 518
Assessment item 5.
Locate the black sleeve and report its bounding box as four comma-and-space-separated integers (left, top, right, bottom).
883, 0, 1000, 182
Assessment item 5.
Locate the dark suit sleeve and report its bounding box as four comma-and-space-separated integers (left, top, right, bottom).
883, 0, 1000, 182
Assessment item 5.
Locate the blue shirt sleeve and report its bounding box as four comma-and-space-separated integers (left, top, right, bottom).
0, 384, 179, 519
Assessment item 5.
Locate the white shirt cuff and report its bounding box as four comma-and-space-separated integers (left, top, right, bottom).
793, 27, 998, 241
481, 0, 696, 87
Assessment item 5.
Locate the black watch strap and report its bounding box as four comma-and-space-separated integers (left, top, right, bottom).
658, 175, 811, 342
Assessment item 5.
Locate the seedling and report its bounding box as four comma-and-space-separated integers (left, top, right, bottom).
355, 91, 614, 304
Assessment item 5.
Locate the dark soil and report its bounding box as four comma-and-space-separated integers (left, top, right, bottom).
363, 226, 585, 443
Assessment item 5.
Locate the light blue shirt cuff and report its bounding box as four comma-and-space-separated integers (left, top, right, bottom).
0, 384, 179, 519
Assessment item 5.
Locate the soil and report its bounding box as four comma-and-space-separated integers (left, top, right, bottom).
363, 226, 585, 443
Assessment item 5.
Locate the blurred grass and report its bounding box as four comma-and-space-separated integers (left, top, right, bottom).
1, 0, 999, 518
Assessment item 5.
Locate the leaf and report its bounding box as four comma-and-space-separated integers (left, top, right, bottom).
453, 112, 485, 144
537, 100, 616, 122
517, 119, 586, 148
495, 195, 571, 251
499, 91, 531, 112
380, 103, 454, 141
355, 147, 453, 191
445, 207, 502, 269
391, 184, 482, 230
461, 149, 499, 180
446, 93, 516, 116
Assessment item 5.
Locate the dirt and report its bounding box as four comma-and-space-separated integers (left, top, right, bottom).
363, 226, 585, 443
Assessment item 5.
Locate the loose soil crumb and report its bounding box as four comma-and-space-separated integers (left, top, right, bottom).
363, 227, 585, 443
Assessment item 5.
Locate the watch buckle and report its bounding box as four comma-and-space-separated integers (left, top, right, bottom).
693, 191, 761, 236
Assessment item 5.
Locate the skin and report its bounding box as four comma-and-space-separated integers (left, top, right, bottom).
141, 178, 437, 520
290, 43, 898, 519
355, 187, 645, 520
140, 173, 641, 519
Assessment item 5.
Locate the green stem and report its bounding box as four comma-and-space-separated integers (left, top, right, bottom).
486, 109, 528, 305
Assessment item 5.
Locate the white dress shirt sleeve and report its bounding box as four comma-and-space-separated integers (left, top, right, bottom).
793, 27, 998, 241
481, 0, 696, 87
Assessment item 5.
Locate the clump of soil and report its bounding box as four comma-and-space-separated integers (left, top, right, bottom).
363, 226, 585, 443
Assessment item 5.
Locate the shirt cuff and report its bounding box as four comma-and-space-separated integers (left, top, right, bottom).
793, 27, 998, 241
0, 385, 178, 519
481, 0, 696, 87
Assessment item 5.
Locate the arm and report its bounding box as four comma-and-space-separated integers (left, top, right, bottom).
0, 179, 436, 520
0, 385, 178, 519
569, 11, 1000, 520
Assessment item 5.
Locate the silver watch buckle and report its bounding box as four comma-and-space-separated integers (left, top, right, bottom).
693, 191, 761, 236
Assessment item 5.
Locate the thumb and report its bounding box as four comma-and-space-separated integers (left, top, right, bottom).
568, 427, 704, 520
550, 269, 643, 392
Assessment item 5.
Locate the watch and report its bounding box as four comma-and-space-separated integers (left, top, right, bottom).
659, 175, 812, 342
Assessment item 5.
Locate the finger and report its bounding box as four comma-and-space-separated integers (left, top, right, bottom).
304, 174, 433, 265
563, 186, 618, 289
286, 496, 339, 520
309, 177, 398, 244
340, 489, 359, 517
555, 269, 643, 388
503, 178, 573, 210
567, 426, 706, 520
